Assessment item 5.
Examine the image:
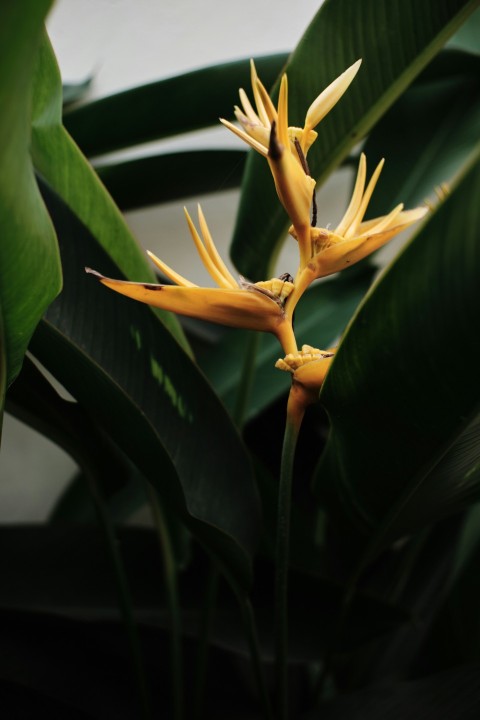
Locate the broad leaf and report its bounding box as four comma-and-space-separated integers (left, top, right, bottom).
63, 55, 288, 158
30, 183, 260, 589
0, 526, 407, 661
96, 150, 247, 211
315, 148, 480, 546
230, 0, 478, 279
0, 1, 62, 386
364, 49, 480, 214
30, 32, 188, 349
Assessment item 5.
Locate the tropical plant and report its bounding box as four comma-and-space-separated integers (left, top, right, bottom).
1, 1, 480, 718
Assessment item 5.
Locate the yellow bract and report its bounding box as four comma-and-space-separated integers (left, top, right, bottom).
285, 153, 428, 316
86, 205, 298, 355
220, 59, 362, 267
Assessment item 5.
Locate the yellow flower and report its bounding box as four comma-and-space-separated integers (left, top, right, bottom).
220, 60, 361, 268
286, 153, 428, 316
221, 59, 362, 159
86, 205, 298, 355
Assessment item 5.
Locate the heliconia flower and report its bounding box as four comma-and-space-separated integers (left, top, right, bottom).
220, 59, 362, 159
286, 153, 428, 316
85, 205, 298, 355
220, 60, 361, 268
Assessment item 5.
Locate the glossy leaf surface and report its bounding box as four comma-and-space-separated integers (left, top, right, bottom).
364, 48, 480, 214
0, 2, 62, 386
30, 33, 188, 348
316, 150, 480, 544
30, 183, 260, 589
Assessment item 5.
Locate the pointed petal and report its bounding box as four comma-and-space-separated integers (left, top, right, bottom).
239, 88, 260, 123
277, 74, 290, 148
183, 208, 233, 289
233, 106, 271, 147
250, 59, 270, 127
335, 153, 367, 236
219, 117, 268, 156
197, 205, 238, 288
345, 158, 385, 238
304, 60, 362, 133
357, 206, 427, 236
357, 203, 404, 236
254, 77, 278, 124
146, 251, 197, 288
87, 269, 284, 333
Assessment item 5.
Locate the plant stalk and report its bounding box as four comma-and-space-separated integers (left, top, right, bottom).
274, 388, 305, 719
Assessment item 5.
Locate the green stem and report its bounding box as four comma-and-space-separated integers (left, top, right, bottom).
86, 472, 152, 720
275, 404, 303, 719
146, 484, 184, 720
193, 565, 219, 720
233, 331, 260, 429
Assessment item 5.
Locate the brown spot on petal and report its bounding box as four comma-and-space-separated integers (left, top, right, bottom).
268, 121, 283, 160
142, 283, 164, 291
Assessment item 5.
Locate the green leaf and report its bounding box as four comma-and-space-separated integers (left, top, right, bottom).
96, 150, 247, 211
0, 2, 62, 386
364, 48, 480, 214
199, 267, 375, 421
230, 0, 478, 279
315, 147, 480, 546
0, 526, 407, 661
30, 32, 189, 350
63, 54, 288, 158
30, 182, 260, 589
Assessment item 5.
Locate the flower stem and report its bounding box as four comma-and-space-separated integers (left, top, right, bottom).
146, 484, 184, 720
274, 390, 305, 719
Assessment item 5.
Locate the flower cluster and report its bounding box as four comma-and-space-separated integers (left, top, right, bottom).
87, 60, 427, 402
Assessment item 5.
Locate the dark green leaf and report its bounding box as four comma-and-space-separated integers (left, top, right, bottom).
31, 32, 188, 349
448, 4, 480, 51
30, 182, 260, 589
63, 54, 288, 157
0, 2, 62, 386
231, 0, 478, 279
0, 526, 407, 661
364, 49, 480, 214
96, 150, 247, 210
315, 148, 480, 546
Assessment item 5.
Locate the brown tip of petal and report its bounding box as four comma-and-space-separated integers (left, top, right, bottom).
268, 121, 283, 160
